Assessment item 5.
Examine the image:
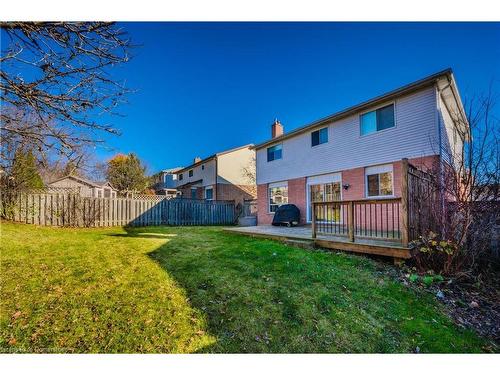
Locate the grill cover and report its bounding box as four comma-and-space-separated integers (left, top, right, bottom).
272, 204, 300, 226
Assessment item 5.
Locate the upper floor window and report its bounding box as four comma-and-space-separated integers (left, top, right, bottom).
201, 165, 205, 170
189, 170, 193, 177
360, 104, 395, 136
365, 164, 393, 197
311, 127, 328, 147
267, 144, 282, 162
178, 173, 183, 181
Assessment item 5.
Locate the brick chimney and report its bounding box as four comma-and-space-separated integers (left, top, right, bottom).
271, 119, 283, 138
194, 156, 202, 164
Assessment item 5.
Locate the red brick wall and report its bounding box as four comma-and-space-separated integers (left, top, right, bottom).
341, 167, 365, 200
257, 184, 273, 225
216, 183, 256, 205
256, 155, 441, 226
288, 177, 307, 224
257, 177, 306, 225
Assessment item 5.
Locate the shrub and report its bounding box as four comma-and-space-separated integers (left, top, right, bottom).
410, 231, 467, 276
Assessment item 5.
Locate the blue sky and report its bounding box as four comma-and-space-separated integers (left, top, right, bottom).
101, 22, 500, 172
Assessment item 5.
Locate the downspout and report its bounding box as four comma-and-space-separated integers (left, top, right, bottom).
436, 80, 452, 236
214, 156, 218, 200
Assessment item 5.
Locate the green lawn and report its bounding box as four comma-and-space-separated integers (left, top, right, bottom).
0, 221, 490, 353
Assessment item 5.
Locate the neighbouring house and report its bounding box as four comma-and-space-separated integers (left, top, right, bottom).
46, 175, 118, 198
151, 167, 183, 197
255, 68, 468, 226
174, 144, 256, 204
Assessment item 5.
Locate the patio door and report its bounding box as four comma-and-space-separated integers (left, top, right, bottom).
306, 173, 342, 222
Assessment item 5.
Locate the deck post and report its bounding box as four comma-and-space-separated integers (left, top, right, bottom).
311, 202, 317, 239
348, 201, 355, 242
401, 158, 410, 247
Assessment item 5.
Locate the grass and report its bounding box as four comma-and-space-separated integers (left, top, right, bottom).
0, 221, 491, 353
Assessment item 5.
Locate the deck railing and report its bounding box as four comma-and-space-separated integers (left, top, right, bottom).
312, 198, 405, 243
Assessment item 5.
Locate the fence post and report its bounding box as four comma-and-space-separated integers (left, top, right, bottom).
348, 201, 355, 242
312, 202, 317, 239
401, 158, 410, 247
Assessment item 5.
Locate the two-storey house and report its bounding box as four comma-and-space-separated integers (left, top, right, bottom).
174, 144, 257, 204
151, 167, 183, 197
255, 69, 468, 225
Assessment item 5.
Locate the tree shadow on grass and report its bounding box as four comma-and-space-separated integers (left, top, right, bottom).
106, 226, 179, 240
131, 226, 487, 353
143, 227, 396, 353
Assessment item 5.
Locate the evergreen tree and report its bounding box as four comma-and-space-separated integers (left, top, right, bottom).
10, 149, 44, 191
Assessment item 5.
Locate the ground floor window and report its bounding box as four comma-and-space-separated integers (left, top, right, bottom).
365, 164, 393, 197
268, 183, 288, 213
191, 188, 197, 199
205, 187, 213, 200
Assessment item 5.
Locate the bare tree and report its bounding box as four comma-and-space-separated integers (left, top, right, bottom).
412, 86, 500, 275
241, 155, 256, 185
0, 22, 134, 169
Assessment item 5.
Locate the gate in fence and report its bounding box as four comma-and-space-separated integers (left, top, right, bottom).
0, 193, 236, 227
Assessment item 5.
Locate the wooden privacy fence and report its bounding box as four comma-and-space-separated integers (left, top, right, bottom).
0, 193, 236, 227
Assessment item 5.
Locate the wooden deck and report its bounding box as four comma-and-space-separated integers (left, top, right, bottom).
224, 225, 411, 260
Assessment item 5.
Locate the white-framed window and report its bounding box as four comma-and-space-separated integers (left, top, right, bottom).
205, 187, 213, 200
311, 127, 328, 147
360, 103, 395, 136
267, 144, 282, 162
365, 164, 394, 197
268, 181, 288, 213
189, 169, 193, 177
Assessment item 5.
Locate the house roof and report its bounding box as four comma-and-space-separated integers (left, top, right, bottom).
48, 175, 117, 190
254, 68, 468, 150
175, 144, 254, 173
158, 167, 183, 174
176, 179, 203, 189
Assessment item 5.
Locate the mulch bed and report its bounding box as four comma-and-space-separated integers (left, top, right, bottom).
375, 261, 500, 350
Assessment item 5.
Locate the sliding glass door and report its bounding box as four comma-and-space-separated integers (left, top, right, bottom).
308, 182, 341, 222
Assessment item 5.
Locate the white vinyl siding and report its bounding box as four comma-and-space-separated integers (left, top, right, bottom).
216, 147, 256, 185
174, 159, 216, 188
256, 86, 439, 184
438, 92, 464, 169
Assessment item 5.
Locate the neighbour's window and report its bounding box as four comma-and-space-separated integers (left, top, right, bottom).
269, 184, 288, 212
189, 170, 193, 177
267, 144, 282, 162
179, 173, 183, 181
365, 165, 393, 197
360, 104, 395, 136
191, 188, 197, 199
311, 127, 328, 147
97, 190, 102, 198
201, 165, 205, 170
205, 187, 213, 200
